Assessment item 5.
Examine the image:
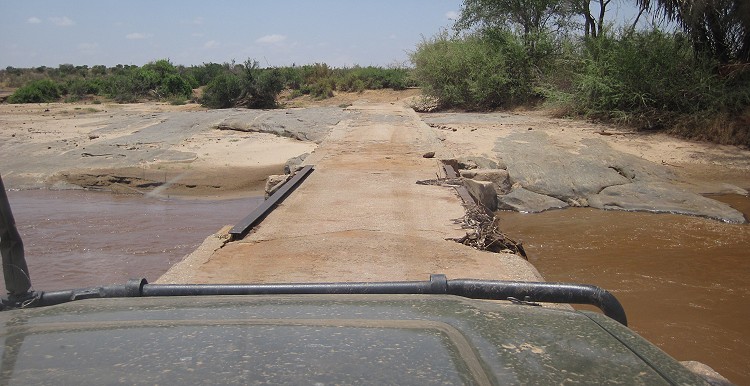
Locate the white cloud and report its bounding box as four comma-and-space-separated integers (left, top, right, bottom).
49, 16, 75, 27
256, 34, 287, 44
446, 11, 459, 20
126, 32, 151, 40
183, 17, 204, 25
389, 34, 398, 40
78, 42, 99, 54
203, 40, 219, 48
27, 17, 41, 24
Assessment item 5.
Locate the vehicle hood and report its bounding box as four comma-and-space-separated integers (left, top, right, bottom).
0, 294, 705, 385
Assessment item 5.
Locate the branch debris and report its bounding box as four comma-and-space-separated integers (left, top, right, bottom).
451, 204, 527, 258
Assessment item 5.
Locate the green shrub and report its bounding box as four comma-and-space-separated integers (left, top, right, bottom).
411, 30, 534, 110
309, 79, 334, 99
240, 61, 285, 108
201, 73, 242, 108
159, 74, 193, 98
571, 30, 729, 123
8, 79, 60, 103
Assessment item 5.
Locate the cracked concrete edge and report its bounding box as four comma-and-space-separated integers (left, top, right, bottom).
155, 225, 233, 284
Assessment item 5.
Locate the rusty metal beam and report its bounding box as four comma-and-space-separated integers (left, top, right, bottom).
229, 165, 314, 240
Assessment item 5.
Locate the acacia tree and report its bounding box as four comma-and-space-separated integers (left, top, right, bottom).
454, 0, 617, 39
637, 0, 750, 63
454, 0, 574, 37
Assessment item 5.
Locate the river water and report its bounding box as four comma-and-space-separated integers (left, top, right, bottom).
5, 190, 263, 291
500, 195, 750, 385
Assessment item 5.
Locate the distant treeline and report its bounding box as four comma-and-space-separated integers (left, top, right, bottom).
0, 60, 416, 108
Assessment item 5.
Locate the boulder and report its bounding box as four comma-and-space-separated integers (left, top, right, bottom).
442, 156, 505, 171
460, 169, 512, 194
284, 153, 310, 174
463, 179, 498, 211
588, 182, 747, 224
264, 174, 291, 198
497, 187, 569, 213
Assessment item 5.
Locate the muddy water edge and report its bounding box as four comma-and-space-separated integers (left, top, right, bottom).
6, 189, 262, 291
499, 194, 750, 385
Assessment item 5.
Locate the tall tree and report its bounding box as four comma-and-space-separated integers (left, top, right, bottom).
637, 0, 750, 63
454, 0, 575, 37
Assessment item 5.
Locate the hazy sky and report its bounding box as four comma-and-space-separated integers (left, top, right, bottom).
0, 0, 464, 68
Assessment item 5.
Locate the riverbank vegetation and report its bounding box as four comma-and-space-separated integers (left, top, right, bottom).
412, 0, 749, 146
1, 0, 747, 146
0, 60, 415, 108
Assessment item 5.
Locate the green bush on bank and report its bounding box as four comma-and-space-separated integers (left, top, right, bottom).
8, 79, 60, 103
410, 27, 749, 145
411, 30, 535, 110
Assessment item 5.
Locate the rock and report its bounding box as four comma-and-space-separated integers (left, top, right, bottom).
422, 151, 435, 158
284, 153, 310, 174
680, 361, 733, 386
588, 182, 747, 224
264, 174, 291, 198
463, 179, 498, 211
459, 169, 512, 194
494, 132, 669, 203
442, 156, 504, 171
497, 187, 569, 213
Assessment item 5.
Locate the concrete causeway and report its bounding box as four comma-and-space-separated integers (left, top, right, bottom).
158, 103, 543, 284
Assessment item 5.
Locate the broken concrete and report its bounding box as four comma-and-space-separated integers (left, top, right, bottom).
460, 169, 512, 194
463, 179, 498, 211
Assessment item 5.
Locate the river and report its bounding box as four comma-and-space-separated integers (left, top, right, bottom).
500, 194, 750, 385
5, 189, 262, 291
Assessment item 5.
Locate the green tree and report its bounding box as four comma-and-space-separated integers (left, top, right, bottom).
454, 0, 574, 38
637, 0, 750, 63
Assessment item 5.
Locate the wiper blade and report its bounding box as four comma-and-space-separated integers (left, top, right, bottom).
10, 274, 628, 326
0, 175, 33, 303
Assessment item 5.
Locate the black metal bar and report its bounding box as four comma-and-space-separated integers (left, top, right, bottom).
0, 175, 33, 300
229, 165, 314, 240
445, 278, 628, 326
30, 274, 627, 325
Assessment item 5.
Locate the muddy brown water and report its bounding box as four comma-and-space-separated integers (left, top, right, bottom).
5, 190, 262, 291
500, 194, 750, 385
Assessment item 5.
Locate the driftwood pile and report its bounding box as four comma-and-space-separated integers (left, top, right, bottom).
451, 204, 527, 258
418, 169, 527, 259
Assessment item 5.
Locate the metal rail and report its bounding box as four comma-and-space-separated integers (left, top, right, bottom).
229, 164, 314, 240
29, 274, 628, 325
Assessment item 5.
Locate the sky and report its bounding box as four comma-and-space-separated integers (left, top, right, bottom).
0, 0, 465, 69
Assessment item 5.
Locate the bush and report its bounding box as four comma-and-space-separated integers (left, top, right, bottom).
240, 61, 285, 108
411, 30, 534, 110
201, 73, 242, 108
159, 74, 193, 98
571, 30, 732, 124
8, 79, 60, 103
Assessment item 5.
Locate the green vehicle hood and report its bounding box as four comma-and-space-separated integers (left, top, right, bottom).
0, 294, 706, 385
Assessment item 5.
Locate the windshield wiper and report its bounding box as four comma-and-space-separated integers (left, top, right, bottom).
0, 175, 34, 308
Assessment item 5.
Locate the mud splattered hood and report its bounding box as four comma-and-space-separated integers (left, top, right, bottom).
0, 294, 706, 385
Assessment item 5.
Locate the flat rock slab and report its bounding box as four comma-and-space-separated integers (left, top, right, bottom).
491, 130, 745, 222
589, 182, 746, 223
498, 187, 569, 213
